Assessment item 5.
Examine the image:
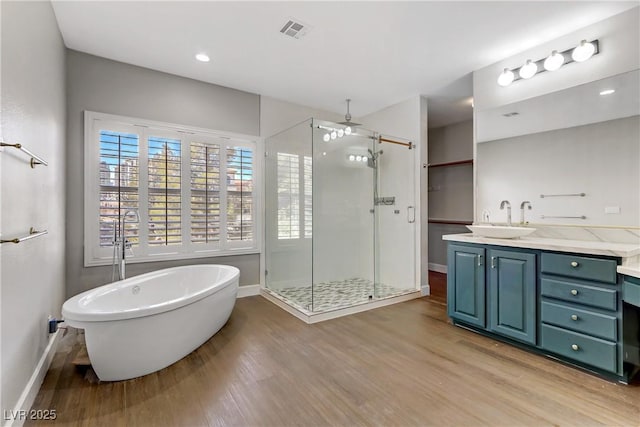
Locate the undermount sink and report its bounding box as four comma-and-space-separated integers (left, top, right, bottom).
466, 225, 536, 239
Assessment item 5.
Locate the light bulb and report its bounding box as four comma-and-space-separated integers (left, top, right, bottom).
348, 154, 355, 161
543, 50, 564, 71
497, 68, 515, 87
330, 131, 337, 140
572, 40, 595, 62
361, 156, 368, 163
337, 129, 344, 138
599, 89, 615, 96
355, 155, 362, 162
519, 60, 538, 79
323, 133, 330, 142
344, 126, 352, 135
322, 152, 327, 156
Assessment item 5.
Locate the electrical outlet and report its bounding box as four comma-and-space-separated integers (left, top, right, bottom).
604, 206, 620, 214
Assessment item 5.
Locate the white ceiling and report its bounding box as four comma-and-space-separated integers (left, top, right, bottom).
50, 1, 638, 119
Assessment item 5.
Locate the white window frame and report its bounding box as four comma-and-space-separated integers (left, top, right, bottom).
84, 111, 262, 267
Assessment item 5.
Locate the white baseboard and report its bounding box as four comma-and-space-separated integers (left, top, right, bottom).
237, 284, 261, 298
4, 329, 63, 427
421, 284, 430, 296
428, 263, 447, 274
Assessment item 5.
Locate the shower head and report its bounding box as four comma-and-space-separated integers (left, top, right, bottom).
338, 99, 361, 127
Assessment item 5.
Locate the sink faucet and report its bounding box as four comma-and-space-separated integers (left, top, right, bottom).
520, 201, 532, 225
500, 200, 512, 226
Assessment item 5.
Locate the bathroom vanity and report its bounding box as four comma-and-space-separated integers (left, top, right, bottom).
443, 234, 640, 383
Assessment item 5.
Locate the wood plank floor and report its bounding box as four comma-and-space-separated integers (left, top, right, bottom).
28, 294, 639, 426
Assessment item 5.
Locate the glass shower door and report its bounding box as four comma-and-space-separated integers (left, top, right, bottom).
375, 136, 417, 298
311, 120, 375, 312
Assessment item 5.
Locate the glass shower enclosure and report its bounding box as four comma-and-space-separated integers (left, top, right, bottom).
265, 118, 417, 314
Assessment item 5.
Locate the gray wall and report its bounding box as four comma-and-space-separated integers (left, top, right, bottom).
66, 50, 261, 297
427, 120, 473, 268
1, 1, 67, 412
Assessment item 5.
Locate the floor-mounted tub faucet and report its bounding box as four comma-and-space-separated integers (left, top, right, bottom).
520, 201, 532, 225
112, 210, 139, 281
500, 200, 512, 226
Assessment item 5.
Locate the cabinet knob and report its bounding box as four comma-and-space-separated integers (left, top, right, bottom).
570, 261, 579, 268
571, 314, 578, 321
571, 344, 579, 351
570, 289, 578, 296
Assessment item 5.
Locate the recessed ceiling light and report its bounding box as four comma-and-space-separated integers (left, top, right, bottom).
599, 89, 615, 96
195, 53, 210, 62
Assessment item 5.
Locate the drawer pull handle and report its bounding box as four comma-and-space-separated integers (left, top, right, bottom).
571, 314, 578, 321
570, 261, 579, 268
570, 289, 578, 296
571, 344, 579, 351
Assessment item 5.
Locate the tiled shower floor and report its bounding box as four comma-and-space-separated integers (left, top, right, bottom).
271, 278, 411, 313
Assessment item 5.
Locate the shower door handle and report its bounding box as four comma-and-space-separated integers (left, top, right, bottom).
407, 206, 415, 223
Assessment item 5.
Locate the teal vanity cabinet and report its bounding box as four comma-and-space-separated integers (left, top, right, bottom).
447, 243, 536, 344
539, 252, 621, 375
622, 275, 640, 367
446, 239, 639, 382
447, 244, 485, 328
488, 249, 536, 345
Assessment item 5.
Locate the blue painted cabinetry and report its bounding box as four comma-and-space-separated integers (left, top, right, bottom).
447, 244, 485, 328
539, 252, 621, 375
447, 244, 536, 344
446, 241, 639, 382
488, 249, 536, 345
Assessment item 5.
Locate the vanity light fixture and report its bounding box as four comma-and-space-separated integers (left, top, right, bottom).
498, 39, 599, 87
519, 60, 538, 79
195, 53, 210, 62
599, 89, 615, 96
571, 40, 596, 62
543, 50, 564, 71
319, 124, 352, 142
347, 153, 369, 163
497, 68, 515, 87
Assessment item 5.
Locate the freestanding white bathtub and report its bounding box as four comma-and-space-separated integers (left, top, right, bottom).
62, 264, 239, 381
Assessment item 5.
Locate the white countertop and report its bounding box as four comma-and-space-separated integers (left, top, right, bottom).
619, 266, 640, 279
442, 233, 640, 258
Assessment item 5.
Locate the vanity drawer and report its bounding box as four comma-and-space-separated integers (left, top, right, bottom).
541, 277, 617, 311
623, 280, 640, 307
540, 301, 617, 341
541, 324, 617, 373
541, 253, 617, 284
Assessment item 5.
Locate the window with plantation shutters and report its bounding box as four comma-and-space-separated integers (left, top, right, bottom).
226, 147, 254, 242
276, 153, 312, 240
190, 142, 220, 244
85, 112, 259, 266
99, 130, 140, 248
148, 136, 182, 246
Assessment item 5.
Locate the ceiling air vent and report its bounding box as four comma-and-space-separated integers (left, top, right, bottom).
502, 112, 520, 117
280, 18, 311, 39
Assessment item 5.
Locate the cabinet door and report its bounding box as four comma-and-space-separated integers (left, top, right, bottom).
488, 249, 536, 344
447, 244, 486, 328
